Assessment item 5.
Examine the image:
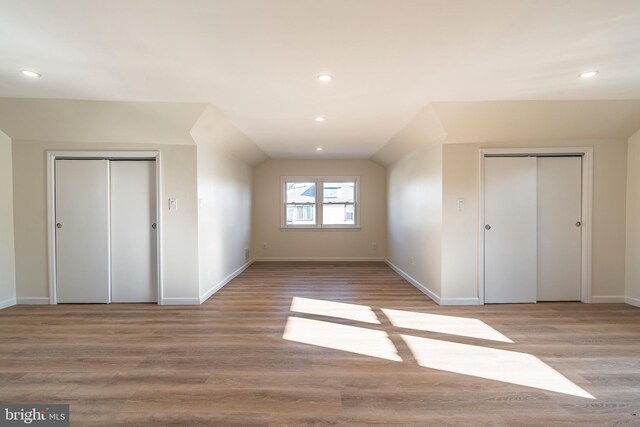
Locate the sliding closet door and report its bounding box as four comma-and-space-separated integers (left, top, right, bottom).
484, 157, 538, 303
110, 161, 157, 302
537, 157, 582, 301
55, 160, 111, 303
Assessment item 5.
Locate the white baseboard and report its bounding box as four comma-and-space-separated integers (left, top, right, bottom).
199, 259, 254, 304
440, 297, 482, 306
384, 259, 441, 304
0, 297, 17, 310
625, 296, 640, 308
160, 297, 201, 305
16, 297, 50, 305
253, 257, 385, 262
591, 295, 626, 303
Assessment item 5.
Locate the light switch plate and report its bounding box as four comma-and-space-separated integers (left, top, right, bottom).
169, 198, 178, 211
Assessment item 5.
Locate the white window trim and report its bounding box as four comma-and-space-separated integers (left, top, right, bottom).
281, 176, 360, 229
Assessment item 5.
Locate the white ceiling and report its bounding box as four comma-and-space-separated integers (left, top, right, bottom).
1, 0, 640, 158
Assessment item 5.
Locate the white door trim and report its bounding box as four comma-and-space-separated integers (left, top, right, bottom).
46, 151, 163, 305
478, 147, 594, 304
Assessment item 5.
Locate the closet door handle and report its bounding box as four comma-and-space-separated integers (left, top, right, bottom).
56, 223, 62, 229
485, 224, 491, 230
575, 221, 581, 227
151, 223, 157, 230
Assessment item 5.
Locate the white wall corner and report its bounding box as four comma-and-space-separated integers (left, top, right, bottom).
371, 104, 447, 166
190, 104, 268, 166
625, 296, 640, 308
0, 297, 17, 310
590, 295, 627, 303
199, 259, 254, 304
16, 297, 50, 305
384, 259, 442, 305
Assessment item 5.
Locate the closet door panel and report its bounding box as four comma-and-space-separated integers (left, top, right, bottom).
537, 157, 582, 301
55, 160, 110, 303
110, 160, 157, 302
484, 157, 537, 303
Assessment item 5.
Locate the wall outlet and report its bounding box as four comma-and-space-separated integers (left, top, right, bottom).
456, 198, 465, 212
244, 248, 250, 261
262, 243, 267, 250
371, 242, 377, 250
410, 256, 415, 266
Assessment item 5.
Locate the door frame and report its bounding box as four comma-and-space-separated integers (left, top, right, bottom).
478, 147, 594, 304
46, 151, 163, 305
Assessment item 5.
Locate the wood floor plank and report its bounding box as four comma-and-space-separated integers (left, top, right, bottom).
1, 261, 639, 426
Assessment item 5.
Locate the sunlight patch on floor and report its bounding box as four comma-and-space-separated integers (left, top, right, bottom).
290, 297, 380, 324
283, 316, 402, 361
382, 308, 513, 343
401, 335, 594, 399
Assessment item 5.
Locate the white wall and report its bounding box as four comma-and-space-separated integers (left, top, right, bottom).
2, 99, 268, 306
0, 130, 16, 308
386, 144, 443, 299
11, 140, 200, 303
196, 146, 252, 298
626, 129, 640, 307
378, 102, 633, 305
442, 140, 628, 301
192, 106, 262, 300
252, 159, 386, 260
441, 143, 478, 302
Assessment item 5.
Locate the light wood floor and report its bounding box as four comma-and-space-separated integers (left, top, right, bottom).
1, 262, 639, 426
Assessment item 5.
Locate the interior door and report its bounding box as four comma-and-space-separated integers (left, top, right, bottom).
110, 160, 157, 302
537, 157, 582, 301
55, 160, 110, 303
484, 156, 537, 303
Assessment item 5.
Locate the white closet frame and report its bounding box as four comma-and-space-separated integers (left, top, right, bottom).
46, 151, 162, 305
478, 147, 594, 304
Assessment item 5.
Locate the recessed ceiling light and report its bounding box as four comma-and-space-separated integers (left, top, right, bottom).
579, 70, 598, 79
315, 116, 325, 122
316, 147, 323, 151
318, 74, 333, 82
20, 69, 41, 78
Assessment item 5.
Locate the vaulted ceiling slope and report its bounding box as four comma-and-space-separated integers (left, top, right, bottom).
0, 98, 267, 165
2, 0, 640, 158
372, 100, 640, 165
0, 98, 207, 145
433, 100, 640, 144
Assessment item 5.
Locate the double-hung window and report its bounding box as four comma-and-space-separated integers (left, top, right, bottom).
282, 176, 359, 228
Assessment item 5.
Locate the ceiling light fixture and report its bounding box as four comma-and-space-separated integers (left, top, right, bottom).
318, 74, 333, 82
579, 70, 598, 79
315, 116, 325, 122
316, 147, 323, 151
20, 69, 41, 78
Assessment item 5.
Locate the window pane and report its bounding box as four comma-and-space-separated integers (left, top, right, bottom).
286, 204, 316, 225
323, 182, 355, 203
286, 182, 316, 203
322, 203, 355, 225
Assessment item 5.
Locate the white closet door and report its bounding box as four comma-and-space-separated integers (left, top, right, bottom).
110, 161, 157, 302
484, 157, 538, 303
537, 157, 582, 301
55, 160, 110, 303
